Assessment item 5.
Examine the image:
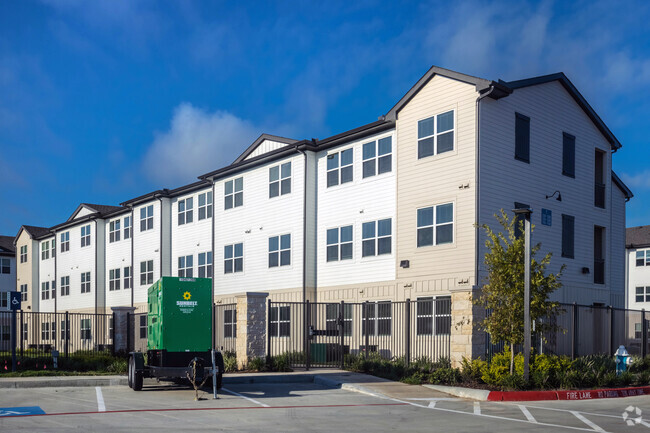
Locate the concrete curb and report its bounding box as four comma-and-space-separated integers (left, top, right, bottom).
423, 384, 491, 401
313, 375, 386, 399
0, 376, 128, 389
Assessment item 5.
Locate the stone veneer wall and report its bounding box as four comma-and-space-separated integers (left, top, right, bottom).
235, 292, 269, 369
450, 287, 485, 367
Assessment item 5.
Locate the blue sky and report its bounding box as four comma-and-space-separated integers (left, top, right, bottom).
1, 0, 649, 236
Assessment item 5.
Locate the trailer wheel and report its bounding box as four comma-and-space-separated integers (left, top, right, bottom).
129, 355, 143, 391
127, 356, 133, 389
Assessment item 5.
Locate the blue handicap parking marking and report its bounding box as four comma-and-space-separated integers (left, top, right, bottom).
0, 406, 46, 417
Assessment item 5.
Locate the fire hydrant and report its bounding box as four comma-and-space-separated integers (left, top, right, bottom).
615, 345, 632, 376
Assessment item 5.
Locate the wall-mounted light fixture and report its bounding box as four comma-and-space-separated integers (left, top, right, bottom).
400, 260, 410, 268
581, 267, 590, 274
545, 190, 562, 201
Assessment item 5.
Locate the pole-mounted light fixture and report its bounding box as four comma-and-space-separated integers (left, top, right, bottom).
512, 207, 533, 382
545, 190, 562, 201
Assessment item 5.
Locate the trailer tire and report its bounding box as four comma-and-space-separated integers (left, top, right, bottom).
217, 373, 223, 390
128, 356, 134, 389
133, 368, 143, 391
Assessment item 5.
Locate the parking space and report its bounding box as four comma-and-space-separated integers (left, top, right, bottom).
1, 379, 650, 432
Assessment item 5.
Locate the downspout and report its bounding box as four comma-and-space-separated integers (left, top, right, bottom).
93, 218, 98, 315
128, 205, 134, 308
296, 145, 308, 303
52, 230, 57, 314
156, 196, 164, 278
475, 86, 496, 290
211, 180, 216, 298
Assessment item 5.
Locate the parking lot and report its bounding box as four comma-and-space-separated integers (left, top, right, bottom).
1, 377, 650, 432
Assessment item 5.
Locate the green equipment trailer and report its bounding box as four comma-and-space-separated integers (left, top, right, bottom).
127, 277, 224, 394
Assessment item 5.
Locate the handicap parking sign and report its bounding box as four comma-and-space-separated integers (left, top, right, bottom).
0, 406, 45, 417
10, 291, 21, 311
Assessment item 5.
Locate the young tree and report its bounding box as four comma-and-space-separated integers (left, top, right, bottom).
477, 210, 564, 374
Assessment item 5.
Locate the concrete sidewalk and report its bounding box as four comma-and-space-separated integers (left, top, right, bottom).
0, 369, 451, 401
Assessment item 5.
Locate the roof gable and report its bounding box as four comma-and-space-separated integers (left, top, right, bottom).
232, 134, 298, 164
502, 73, 621, 150
67, 203, 124, 221
612, 172, 633, 201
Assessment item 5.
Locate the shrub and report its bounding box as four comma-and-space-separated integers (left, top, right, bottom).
223, 352, 238, 373
271, 353, 292, 372
247, 356, 266, 372
460, 358, 487, 384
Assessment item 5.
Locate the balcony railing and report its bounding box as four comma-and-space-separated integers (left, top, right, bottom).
594, 183, 605, 208
594, 258, 605, 284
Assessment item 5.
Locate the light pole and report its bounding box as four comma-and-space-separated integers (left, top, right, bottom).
513, 207, 533, 382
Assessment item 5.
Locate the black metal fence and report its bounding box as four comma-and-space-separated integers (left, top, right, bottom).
267, 299, 452, 368
486, 302, 650, 361
0, 310, 113, 359
214, 303, 237, 354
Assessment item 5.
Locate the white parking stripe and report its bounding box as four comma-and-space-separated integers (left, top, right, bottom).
95, 387, 106, 412
518, 405, 536, 423
473, 402, 481, 415
571, 411, 605, 433
221, 387, 270, 408
428, 401, 437, 408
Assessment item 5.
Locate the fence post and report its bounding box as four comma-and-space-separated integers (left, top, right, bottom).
20, 310, 24, 357
339, 301, 345, 370
641, 308, 648, 358
608, 306, 614, 355
111, 312, 117, 355
266, 298, 271, 362
364, 301, 370, 360
571, 303, 578, 360
305, 300, 310, 371
11, 308, 16, 372
65, 311, 69, 358
405, 299, 411, 366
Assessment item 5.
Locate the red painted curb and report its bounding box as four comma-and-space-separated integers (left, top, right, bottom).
487, 385, 650, 402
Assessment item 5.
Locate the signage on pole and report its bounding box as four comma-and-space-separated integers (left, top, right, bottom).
9, 292, 21, 311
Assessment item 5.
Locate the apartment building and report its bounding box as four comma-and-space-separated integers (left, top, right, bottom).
0, 236, 16, 312
13, 66, 631, 359
626, 225, 650, 309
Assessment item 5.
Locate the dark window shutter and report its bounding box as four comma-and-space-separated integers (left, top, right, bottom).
563, 133, 575, 178
515, 113, 530, 163
562, 214, 575, 259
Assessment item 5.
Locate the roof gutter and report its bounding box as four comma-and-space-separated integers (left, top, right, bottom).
295, 145, 308, 303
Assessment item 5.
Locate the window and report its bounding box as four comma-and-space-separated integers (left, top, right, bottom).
178, 255, 193, 278
270, 162, 291, 197
81, 272, 91, 293
60, 276, 70, 297
326, 225, 353, 262
224, 244, 243, 274
60, 232, 69, 252
224, 309, 237, 338
417, 203, 453, 247
0, 258, 9, 274
23, 322, 28, 341
20, 245, 27, 263
636, 250, 650, 267
41, 281, 49, 300
224, 177, 243, 209
362, 137, 392, 178
326, 304, 353, 336
635, 287, 650, 303
269, 305, 290, 337
198, 191, 213, 220
139, 315, 147, 339
51, 279, 56, 299
109, 220, 121, 243
140, 205, 154, 231
41, 322, 50, 341
60, 320, 69, 341
109, 318, 114, 339
362, 219, 392, 257
327, 148, 353, 187
561, 214, 575, 259
124, 216, 132, 239
109, 268, 121, 291
416, 296, 452, 335
269, 234, 291, 267
124, 266, 132, 289
178, 197, 193, 225
562, 133, 575, 178
418, 110, 454, 159
594, 150, 605, 208
20, 284, 27, 302
0, 292, 7, 308
541, 209, 552, 226
41, 241, 49, 260
362, 302, 392, 336
140, 260, 153, 285
198, 252, 213, 278
515, 112, 530, 163
81, 225, 91, 247
0, 325, 9, 341
81, 319, 91, 340
594, 226, 605, 285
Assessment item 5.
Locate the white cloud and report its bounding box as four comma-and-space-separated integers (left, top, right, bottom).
620, 170, 650, 191
142, 104, 261, 185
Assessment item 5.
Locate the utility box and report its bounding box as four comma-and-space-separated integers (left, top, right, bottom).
147, 277, 212, 352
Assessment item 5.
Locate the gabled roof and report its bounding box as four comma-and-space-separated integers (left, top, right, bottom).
0, 235, 15, 254
612, 172, 633, 201
385, 65, 511, 120
68, 203, 125, 221
627, 226, 650, 249
502, 73, 622, 150
232, 134, 298, 164
18, 225, 50, 239
120, 189, 170, 207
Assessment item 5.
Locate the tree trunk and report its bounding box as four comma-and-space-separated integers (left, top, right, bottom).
510, 343, 514, 375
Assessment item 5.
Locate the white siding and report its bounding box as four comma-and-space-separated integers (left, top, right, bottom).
317, 130, 396, 288
480, 80, 616, 305
73, 207, 95, 219
56, 222, 97, 312
304, 151, 317, 293
213, 154, 305, 296
628, 248, 650, 309
610, 184, 626, 307
171, 187, 213, 279
0, 255, 15, 311
133, 200, 163, 305
105, 213, 133, 309
245, 140, 289, 160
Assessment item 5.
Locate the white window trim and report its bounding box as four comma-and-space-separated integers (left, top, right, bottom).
81, 225, 91, 248
415, 202, 456, 250
178, 255, 194, 278
178, 197, 194, 226
109, 220, 121, 243
326, 225, 354, 263
269, 161, 292, 198
140, 205, 154, 232
326, 147, 354, 188
361, 219, 392, 259
81, 272, 91, 294
198, 251, 213, 278
224, 243, 244, 274
416, 108, 456, 160
224, 177, 244, 210
140, 260, 154, 286
198, 191, 213, 220
268, 234, 292, 269
60, 232, 70, 253
60, 276, 70, 297
361, 136, 393, 179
